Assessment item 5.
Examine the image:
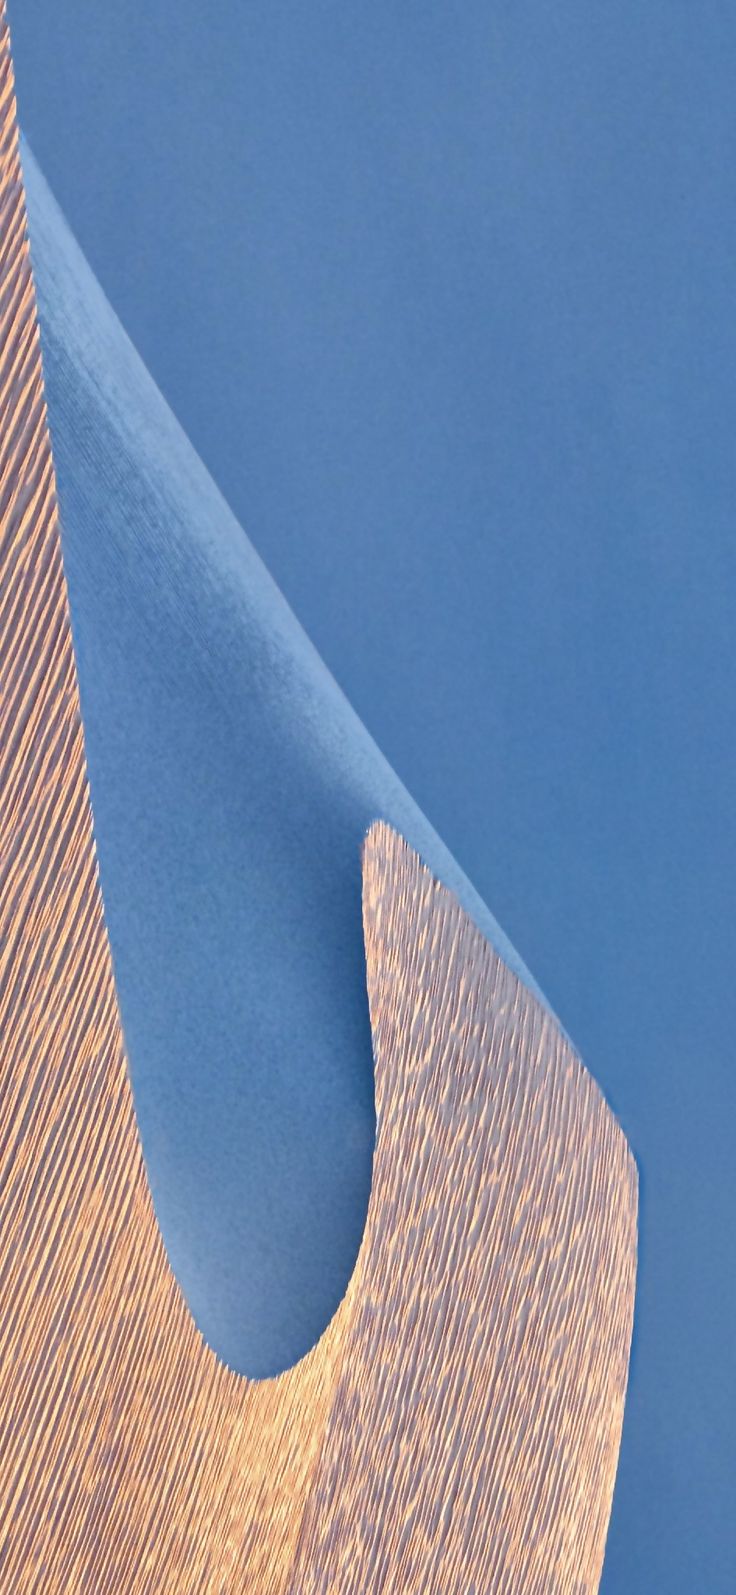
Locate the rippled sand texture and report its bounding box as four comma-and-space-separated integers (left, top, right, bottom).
0, 6, 636, 1588
289, 824, 637, 1593
0, 11, 348, 1590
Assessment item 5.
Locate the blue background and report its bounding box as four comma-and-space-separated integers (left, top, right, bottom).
9, 3, 736, 1587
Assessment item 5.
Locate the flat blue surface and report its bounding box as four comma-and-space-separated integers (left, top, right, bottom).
11, 3, 736, 1584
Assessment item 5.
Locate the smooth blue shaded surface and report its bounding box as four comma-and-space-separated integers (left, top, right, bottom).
23, 147, 543, 1381
11, 2, 736, 1583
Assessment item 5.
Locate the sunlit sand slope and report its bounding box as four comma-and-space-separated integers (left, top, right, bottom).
289, 824, 637, 1593
0, 13, 346, 1590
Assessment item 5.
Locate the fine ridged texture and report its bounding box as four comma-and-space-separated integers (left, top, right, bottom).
0, 5, 636, 1587
288, 824, 637, 1593
0, 11, 347, 1590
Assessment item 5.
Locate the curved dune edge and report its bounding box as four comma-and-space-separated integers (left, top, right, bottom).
0, 8, 636, 1590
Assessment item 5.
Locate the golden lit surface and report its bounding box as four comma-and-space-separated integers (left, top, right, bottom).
291, 825, 637, 1593
0, 13, 344, 1588
0, 7, 636, 1586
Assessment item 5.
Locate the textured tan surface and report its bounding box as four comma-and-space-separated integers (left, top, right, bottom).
0, 14, 344, 1590
0, 7, 636, 1588
289, 825, 638, 1593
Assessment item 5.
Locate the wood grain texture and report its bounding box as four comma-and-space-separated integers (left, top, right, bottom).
0, 7, 636, 1587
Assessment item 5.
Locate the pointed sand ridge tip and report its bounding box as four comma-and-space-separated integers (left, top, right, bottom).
363, 818, 639, 1173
